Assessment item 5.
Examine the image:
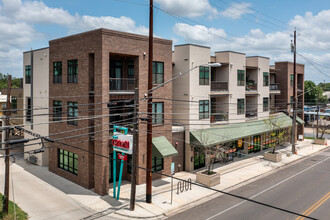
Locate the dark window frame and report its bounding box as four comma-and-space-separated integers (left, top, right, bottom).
152, 61, 164, 84
25, 65, 31, 84
11, 96, 17, 114
290, 74, 294, 87
53, 100, 63, 121
152, 102, 164, 125
152, 156, 164, 172
67, 102, 78, 126
237, 98, 245, 115
67, 59, 78, 83
58, 148, 78, 175
199, 66, 210, 85
53, 61, 62, 83
237, 70, 245, 86
199, 100, 209, 119
263, 97, 269, 112
26, 97, 32, 122
263, 72, 269, 86
128, 61, 135, 84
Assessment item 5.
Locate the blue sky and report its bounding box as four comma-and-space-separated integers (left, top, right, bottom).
0, 0, 330, 83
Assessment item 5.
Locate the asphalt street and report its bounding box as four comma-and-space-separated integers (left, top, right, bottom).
168, 149, 330, 220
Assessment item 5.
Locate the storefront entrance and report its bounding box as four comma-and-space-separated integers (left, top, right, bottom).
194, 152, 205, 170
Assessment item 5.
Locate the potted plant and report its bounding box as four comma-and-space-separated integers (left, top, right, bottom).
314, 118, 329, 145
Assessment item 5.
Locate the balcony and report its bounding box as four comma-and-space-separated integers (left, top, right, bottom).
210, 112, 228, 123
270, 83, 281, 95
246, 109, 257, 118
246, 81, 258, 95
109, 78, 135, 94
211, 81, 228, 91
297, 84, 303, 93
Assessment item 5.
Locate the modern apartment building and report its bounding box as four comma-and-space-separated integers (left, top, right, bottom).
23, 48, 49, 166
46, 28, 176, 195
270, 62, 305, 137
172, 44, 295, 171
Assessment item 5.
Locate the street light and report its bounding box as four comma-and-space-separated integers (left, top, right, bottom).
149, 63, 221, 93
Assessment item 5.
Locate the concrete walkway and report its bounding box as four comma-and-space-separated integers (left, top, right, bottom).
0, 139, 328, 220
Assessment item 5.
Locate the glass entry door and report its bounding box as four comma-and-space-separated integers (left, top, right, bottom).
194, 152, 205, 170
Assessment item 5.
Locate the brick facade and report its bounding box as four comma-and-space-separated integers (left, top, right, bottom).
48, 29, 173, 195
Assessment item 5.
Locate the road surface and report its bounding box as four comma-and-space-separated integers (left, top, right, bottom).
169, 149, 330, 220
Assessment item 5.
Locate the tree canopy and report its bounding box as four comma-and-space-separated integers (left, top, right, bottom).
304, 80, 328, 105
318, 82, 330, 91
0, 73, 22, 90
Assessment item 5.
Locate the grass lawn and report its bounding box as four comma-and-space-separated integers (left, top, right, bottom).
305, 136, 315, 140
0, 193, 28, 220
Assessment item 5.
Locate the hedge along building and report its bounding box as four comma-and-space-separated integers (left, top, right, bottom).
46, 28, 178, 195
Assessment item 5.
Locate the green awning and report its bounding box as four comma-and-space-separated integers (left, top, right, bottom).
152, 136, 178, 158
190, 113, 293, 147
296, 116, 305, 124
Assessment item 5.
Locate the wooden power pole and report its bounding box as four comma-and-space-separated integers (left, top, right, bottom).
2, 75, 11, 213
146, 0, 153, 204
291, 29, 297, 154
130, 88, 138, 210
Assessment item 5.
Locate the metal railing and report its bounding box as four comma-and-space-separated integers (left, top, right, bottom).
210, 113, 228, 123
270, 83, 279, 90
246, 109, 258, 118
211, 81, 228, 91
297, 84, 303, 91
246, 82, 257, 91
109, 78, 135, 91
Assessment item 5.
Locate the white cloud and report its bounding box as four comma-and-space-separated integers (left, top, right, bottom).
155, 0, 218, 18
220, 2, 253, 20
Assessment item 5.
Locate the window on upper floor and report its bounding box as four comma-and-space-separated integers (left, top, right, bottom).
68, 60, 78, 83
290, 74, 294, 87
199, 100, 209, 119
128, 61, 135, 84
199, 66, 209, 85
152, 102, 164, 125
53, 61, 62, 83
25, 65, 31, 84
263, 72, 269, 86
152, 62, 164, 84
67, 102, 78, 125
237, 70, 245, 86
11, 96, 17, 114
263, 97, 269, 112
26, 97, 32, 122
237, 99, 245, 115
53, 100, 63, 121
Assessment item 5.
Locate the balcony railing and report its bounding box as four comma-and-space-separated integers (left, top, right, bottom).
210, 113, 228, 123
298, 84, 303, 91
246, 109, 257, 118
109, 78, 135, 91
270, 83, 279, 90
211, 81, 228, 91
246, 82, 257, 91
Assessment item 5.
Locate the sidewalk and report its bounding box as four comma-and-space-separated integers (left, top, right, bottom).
1, 139, 328, 220
104, 139, 329, 219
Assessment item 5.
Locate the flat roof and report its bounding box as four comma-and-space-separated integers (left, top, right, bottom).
215, 50, 246, 55
23, 47, 49, 54
246, 56, 270, 60
174, 43, 211, 49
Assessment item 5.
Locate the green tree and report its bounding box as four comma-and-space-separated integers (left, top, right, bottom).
304, 80, 327, 105
318, 82, 330, 91
0, 73, 22, 90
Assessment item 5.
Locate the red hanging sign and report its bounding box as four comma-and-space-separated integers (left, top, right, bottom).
117, 153, 127, 161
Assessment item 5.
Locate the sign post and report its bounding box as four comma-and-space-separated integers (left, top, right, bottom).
112, 126, 133, 200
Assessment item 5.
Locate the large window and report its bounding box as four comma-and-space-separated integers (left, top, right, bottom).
152, 156, 163, 172
199, 66, 209, 85
26, 97, 32, 122
290, 74, 294, 87
53, 61, 62, 83
263, 72, 269, 86
68, 59, 78, 83
58, 148, 78, 175
237, 99, 245, 115
67, 102, 78, 125
11, 96, 17, 114
53, 100, 62, 121
152, 62, 164, 84
152, 102, 164, 124
263, 97, 269, 112
199, 100, 209, 119
237, 70, 245, 86
25, 65, 31, 84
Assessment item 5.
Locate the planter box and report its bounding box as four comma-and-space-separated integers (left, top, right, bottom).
315, 138, 328, 145
196, 171, 220, 187
264, 151, 282, 162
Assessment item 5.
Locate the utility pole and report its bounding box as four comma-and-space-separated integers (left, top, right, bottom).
2, 75, 11, 213
316, 92, 319, 139
291, 29, 297, 154
146, 0, 153, 204
130, 88, 138, 210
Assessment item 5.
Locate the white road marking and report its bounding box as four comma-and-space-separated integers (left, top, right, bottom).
206, 156, 330, 220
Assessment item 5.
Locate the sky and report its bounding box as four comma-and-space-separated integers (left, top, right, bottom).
0, 0, 330, 83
